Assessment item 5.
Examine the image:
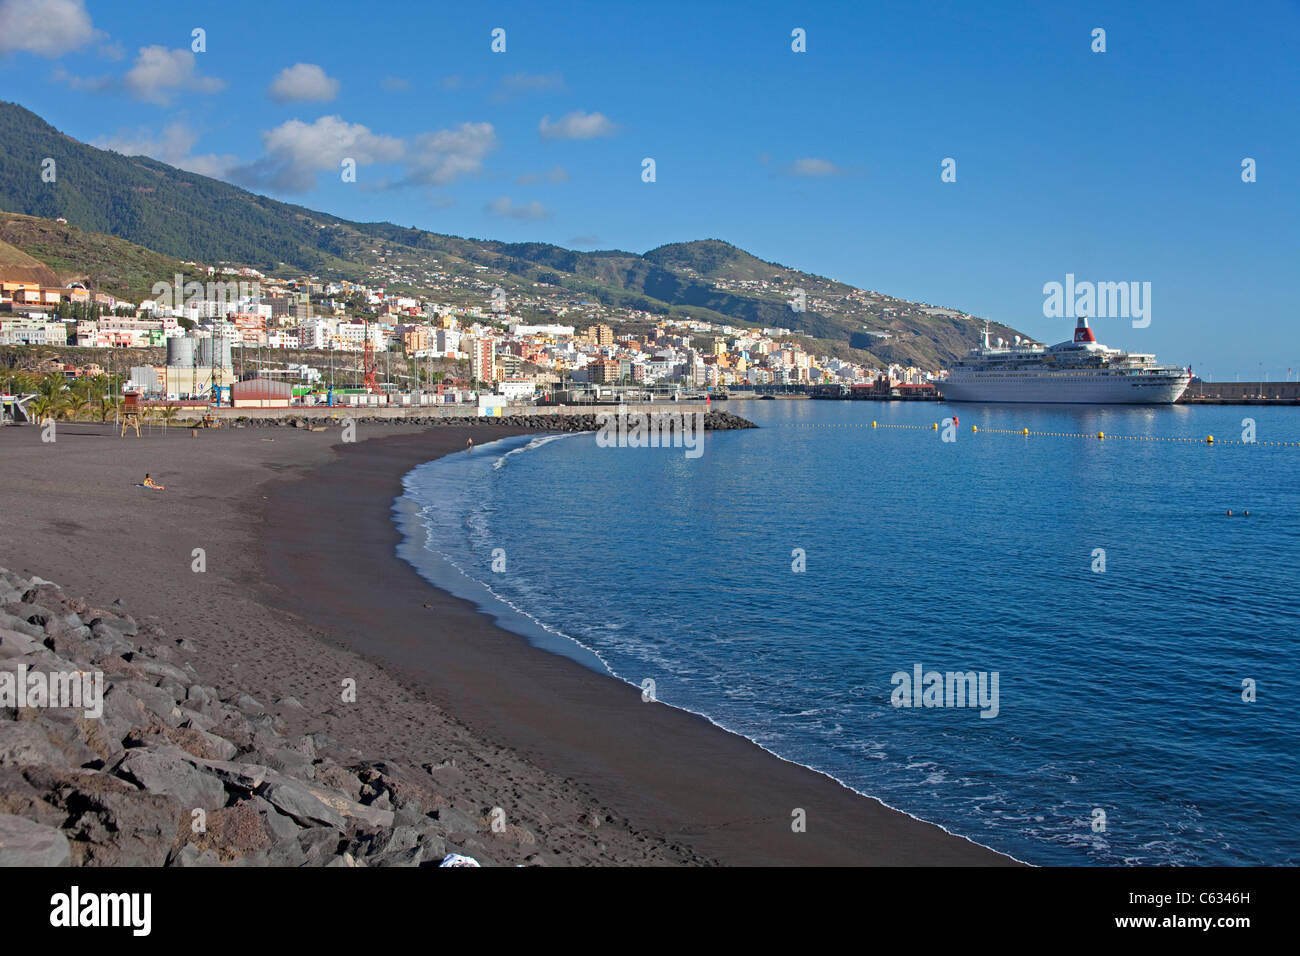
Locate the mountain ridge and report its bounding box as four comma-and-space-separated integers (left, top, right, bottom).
0, 101, 1026, 367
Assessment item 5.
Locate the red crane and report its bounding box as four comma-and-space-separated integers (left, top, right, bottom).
363, 319, 379, 394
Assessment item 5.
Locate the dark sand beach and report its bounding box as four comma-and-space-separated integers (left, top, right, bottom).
0, 419, 1013, 865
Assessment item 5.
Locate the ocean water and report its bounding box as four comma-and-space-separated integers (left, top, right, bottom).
396, 399, 1300, 866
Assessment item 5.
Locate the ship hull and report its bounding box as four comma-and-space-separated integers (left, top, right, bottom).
939, 373, 1189, 405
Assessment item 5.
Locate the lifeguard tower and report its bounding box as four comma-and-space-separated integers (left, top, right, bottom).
120, 390, 143, 438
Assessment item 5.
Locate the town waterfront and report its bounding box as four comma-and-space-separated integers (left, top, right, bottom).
400, 399, 1300, 866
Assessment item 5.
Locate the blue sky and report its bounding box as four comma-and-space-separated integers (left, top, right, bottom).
2, 0, 1297, 378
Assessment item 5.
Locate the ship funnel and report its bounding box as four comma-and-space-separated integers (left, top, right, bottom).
1073, 316, 1096, 344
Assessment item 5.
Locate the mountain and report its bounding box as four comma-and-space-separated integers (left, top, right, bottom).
0, 211, 186, 301
0, 101, 1025, 367
0, 233, 60, 286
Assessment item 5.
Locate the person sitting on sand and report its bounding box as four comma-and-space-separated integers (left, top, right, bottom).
142, 473, 164, 490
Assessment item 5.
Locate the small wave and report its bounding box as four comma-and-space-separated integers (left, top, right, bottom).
492, 432, 582, 470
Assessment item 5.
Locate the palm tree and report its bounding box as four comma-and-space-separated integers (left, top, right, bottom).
3, 371, 37, 396
159, 404, 180, 431
64, 394, 90, 421
31, 394, 58, 424
99, 395, 120, 423
36, 373, 64, 401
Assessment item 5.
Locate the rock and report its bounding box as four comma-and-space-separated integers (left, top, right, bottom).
0, 721, 64, 767
115, 747, 228, 810
125, 724, 238, 761
248, 795, 300, 843
369, 844, 424, 867
177, 708, 216, 732
229, 693, 266, 715
295, 827, 343, 866
125, 656, 191, 686
104, 680, 183, 728
175, 755, 269, 793
0, 609, 47, 640
259, 778, 346, 829
0, 767, 65, 826
73, 714, 125, 762
260, 772, 394, 830
67, 790, 184, 866
0, 628, 43, 660
179, 801, 271, 862
169, 844, 223, 867
432, 806, 481, 835
350, 824, 421, 861
0, 812, 71, 866
256, 747, 315, 779
313, 763, 361, 800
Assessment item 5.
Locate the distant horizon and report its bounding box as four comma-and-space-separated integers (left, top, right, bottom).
0, 0, 1295, 378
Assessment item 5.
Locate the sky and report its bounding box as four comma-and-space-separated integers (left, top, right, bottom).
0, 0, 1296, 379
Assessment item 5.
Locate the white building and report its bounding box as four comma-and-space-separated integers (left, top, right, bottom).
495, 379, 536, 401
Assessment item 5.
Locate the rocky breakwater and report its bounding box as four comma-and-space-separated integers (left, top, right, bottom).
0, 567, 538, 867
226, 410, 759, 432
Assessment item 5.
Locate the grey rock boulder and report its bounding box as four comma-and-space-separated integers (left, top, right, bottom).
115, 747, 228, 810
0, 811, 71, 866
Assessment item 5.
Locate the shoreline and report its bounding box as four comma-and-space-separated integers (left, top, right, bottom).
0, 419, 1015, 865
260, 424, 1016, 866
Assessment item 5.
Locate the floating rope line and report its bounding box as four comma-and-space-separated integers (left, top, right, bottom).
782, 422, 1299, 446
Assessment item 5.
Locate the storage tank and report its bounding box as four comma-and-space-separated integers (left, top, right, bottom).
166, 336, 195, 368
196, 336, 233, 370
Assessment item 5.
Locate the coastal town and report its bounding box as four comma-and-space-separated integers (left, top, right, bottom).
0, 264, 943, 416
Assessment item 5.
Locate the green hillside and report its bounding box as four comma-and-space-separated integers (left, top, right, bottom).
0, 101, 1026, 367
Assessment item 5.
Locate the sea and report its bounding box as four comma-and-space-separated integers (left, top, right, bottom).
395, 398, 1300, 866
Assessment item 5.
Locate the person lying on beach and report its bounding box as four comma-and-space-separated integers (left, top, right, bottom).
140, 474, 165, 490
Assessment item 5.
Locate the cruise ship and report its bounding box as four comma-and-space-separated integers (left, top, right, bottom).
940, 317, 1190, 404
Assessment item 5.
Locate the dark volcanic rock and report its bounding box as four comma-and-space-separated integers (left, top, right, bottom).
0, 812, 71, 866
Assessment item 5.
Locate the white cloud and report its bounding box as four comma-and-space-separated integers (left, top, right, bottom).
268, 63, 339, 103
493, 71, 565, 102
123, 45, 225, 105
51, 66, 111, 92
92, 121, 236, 179
538, 110, 616, 141
784, 157, 840, 177
404, 122, 498, 186
382, 76, 409, 91
229, 115, 403, 193
484, 196, 550, 221
516, 165, 569, 185
0, 0, 96, 56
